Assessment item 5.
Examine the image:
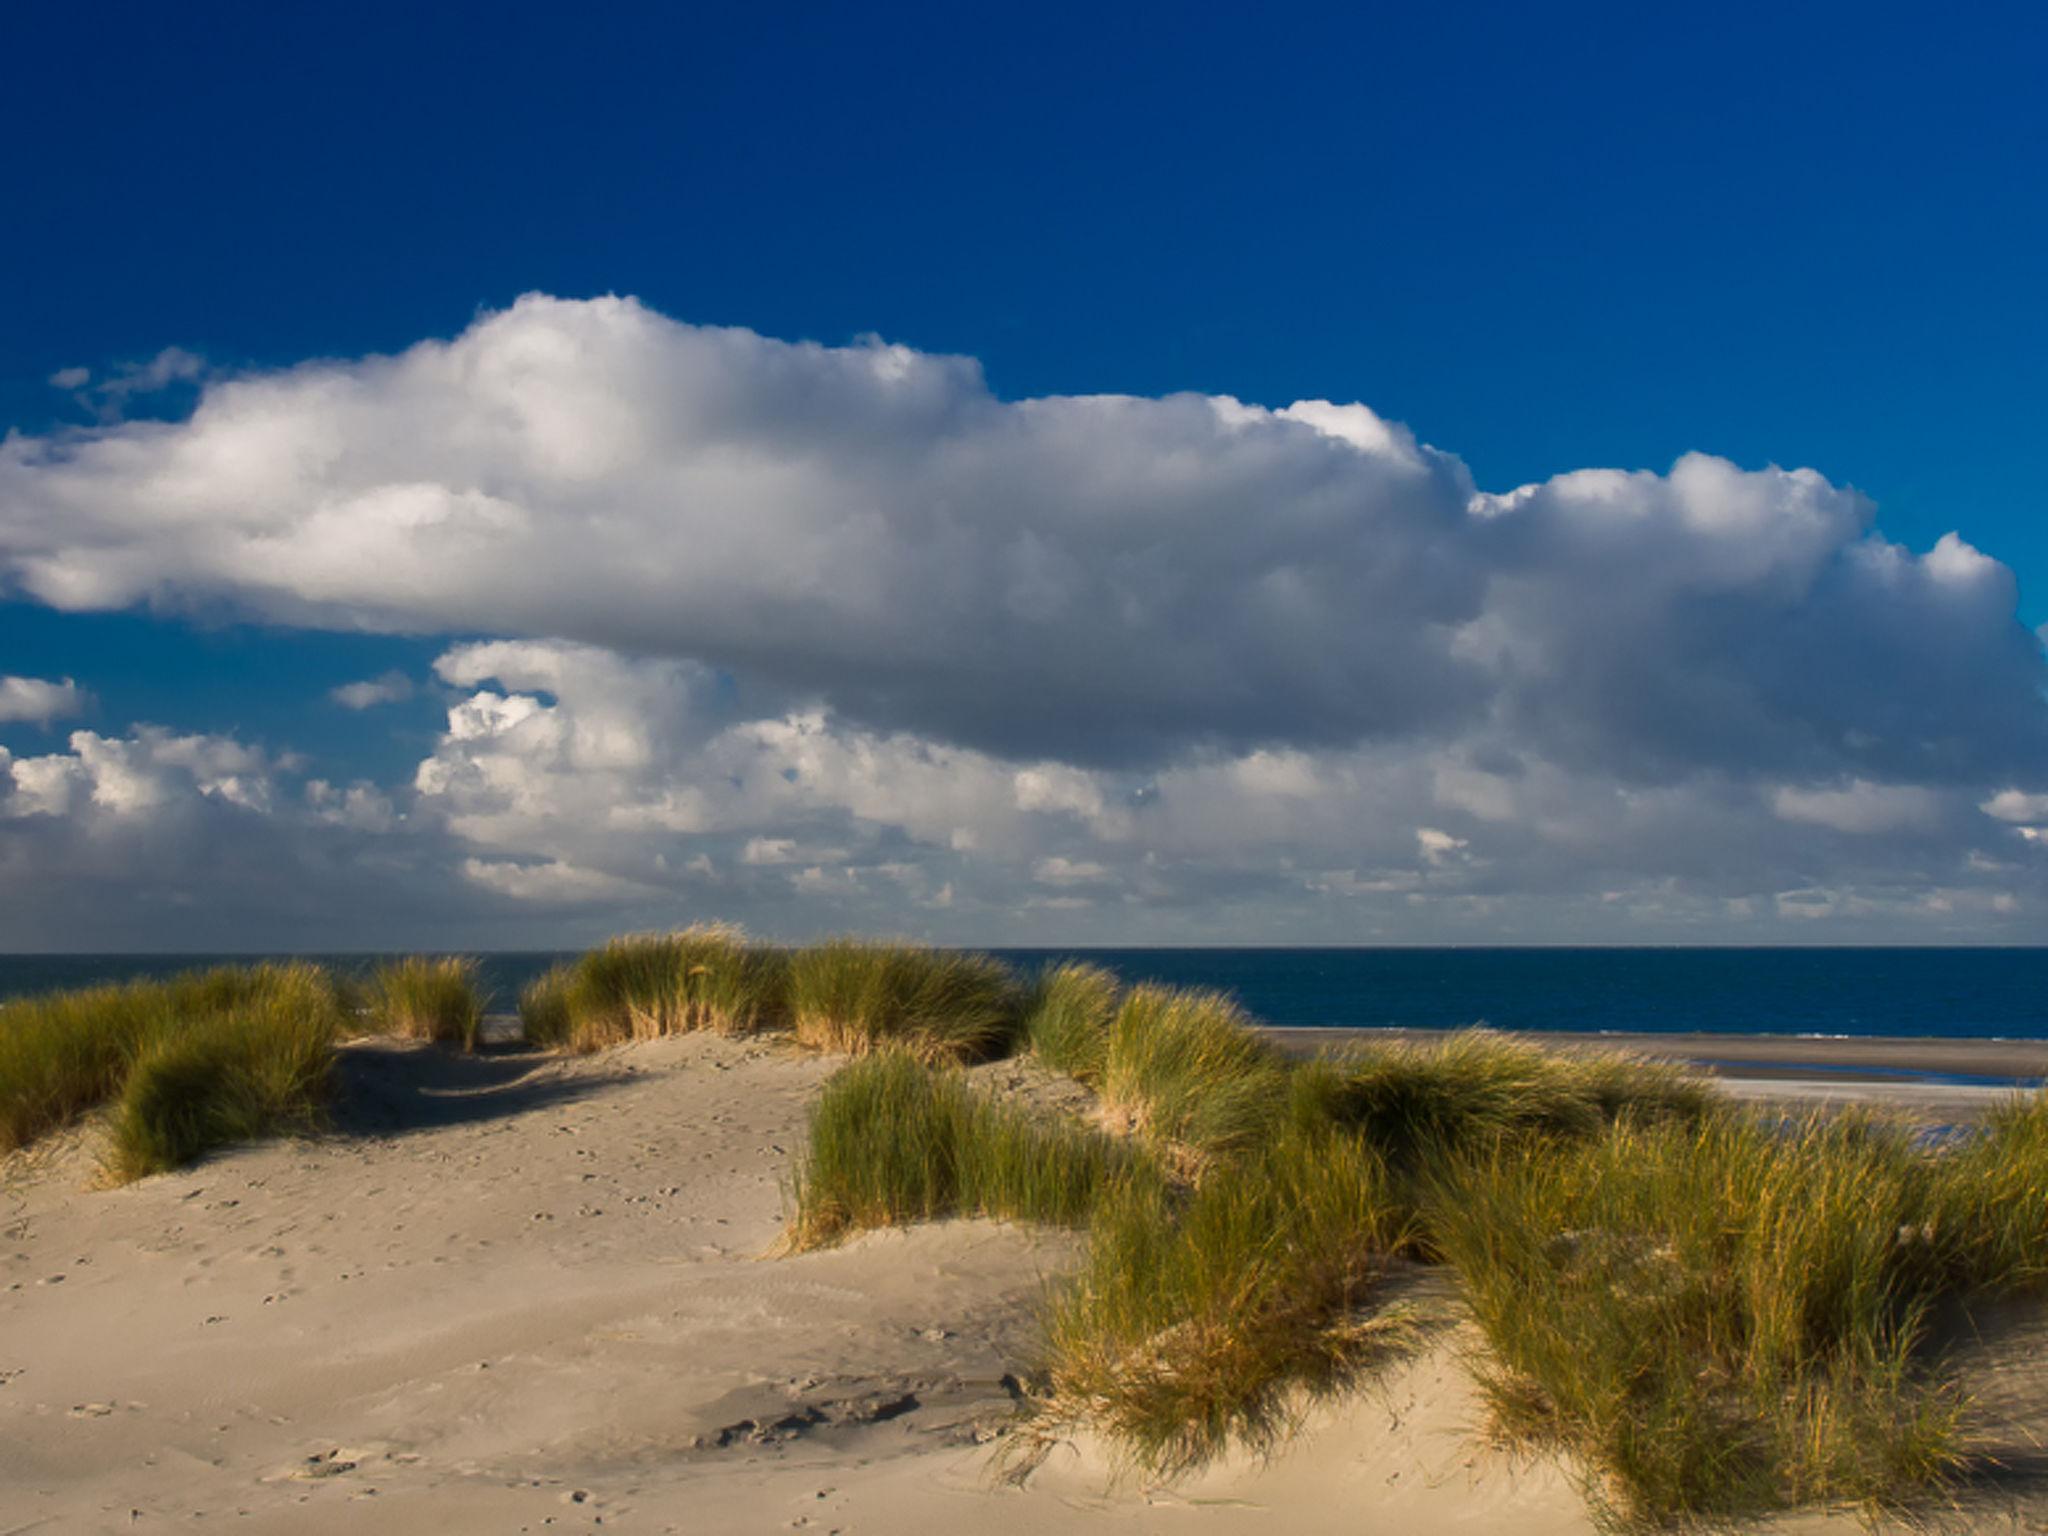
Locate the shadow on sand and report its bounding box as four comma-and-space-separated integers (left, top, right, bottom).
328, 1038, 627, 1137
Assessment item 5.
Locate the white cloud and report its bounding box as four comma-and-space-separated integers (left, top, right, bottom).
329, 671, 414, 709
5, 727, 279, 817
0, 675, 88, 725
1771, 780, 1941, 835
1416, 827, 1470, 865
1033, 856, 1113, 886
460, 857, 653, 904
1982, 788, 2048, 824
14, 294, 2038, 788
3, 297, 2048, 943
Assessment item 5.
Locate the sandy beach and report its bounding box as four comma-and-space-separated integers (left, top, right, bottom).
4, 1026, 2046, 1534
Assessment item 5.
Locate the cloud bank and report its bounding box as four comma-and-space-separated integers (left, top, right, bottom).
3, 295, 2045, 944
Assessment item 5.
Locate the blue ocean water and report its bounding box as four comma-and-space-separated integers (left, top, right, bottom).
1, 948, 2045, 1038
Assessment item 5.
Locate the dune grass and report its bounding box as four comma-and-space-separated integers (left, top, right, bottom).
1022, 961, 1121, 1082
519, 933, 1045, 1066
0, 963, 345, 1159
788, 939, 1023, 1063
1426, 1111, 1978, 1525
516, 927, 789, 1051
517, 963, 576, 1048
366, 955, 484, 1050
788, 1049, 1143, 1249
768, 971, 2048, 1528
1041, 1122, 1415, 1475
1098, 985, 1288, 1166
1289, 1029, 1715, 1175
1926, 1088, 2048, 1290
103, 979, 341, 1182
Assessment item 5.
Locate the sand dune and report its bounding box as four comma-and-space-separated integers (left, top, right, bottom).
4, 1033, 2044, 1533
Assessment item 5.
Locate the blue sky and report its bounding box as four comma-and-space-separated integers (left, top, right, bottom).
2, 1, 2045, 947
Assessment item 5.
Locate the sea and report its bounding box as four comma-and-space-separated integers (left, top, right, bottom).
2, 947, 2047, 1039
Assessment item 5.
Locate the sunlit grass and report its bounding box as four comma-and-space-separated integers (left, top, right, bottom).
788, 1049, 1142, 1249
1041, 1122, 1414, 1475
516, 926, 789, 1050
1098, 984, 1287, 1167
788, 939, 1023, 1063
1021, 961, 1120, 1082
366, 955, 484, 1050
1288, 1028, 1715, 1174
764, 976, 2048, 1527
1426, 1111, 1973, 1525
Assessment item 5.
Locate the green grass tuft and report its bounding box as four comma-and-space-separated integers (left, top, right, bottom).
103, 981, 341, 1182
789, 1050, 1140, 1249
1289, 1029, 1715, 1173
518, 964, 577, 1049
1427, 1111, 1971, 1525
1099, 985, 1287, 1166
1926, 1088, 2048, 1291
0, 962, 345, 1158
1022, 961, 1120, 1082
1041, 1123, 1413, 1474
788, 940, 1023, 1063
367, 955, 484, 1050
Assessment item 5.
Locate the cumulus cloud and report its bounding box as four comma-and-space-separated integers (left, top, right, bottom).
3, 295, 2048, 942
0, 290, 2015, 782
329, 671, 415, 709
1982, 789, 2048, 824
0, 723, 467, 950
0, 675, 88, 726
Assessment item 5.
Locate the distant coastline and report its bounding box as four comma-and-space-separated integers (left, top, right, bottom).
5, 946, 2048, 1040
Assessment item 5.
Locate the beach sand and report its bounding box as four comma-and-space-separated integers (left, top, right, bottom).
4, 1031, 2045, 1534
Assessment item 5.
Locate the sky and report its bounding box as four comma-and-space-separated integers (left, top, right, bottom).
2, 0, 2046, 950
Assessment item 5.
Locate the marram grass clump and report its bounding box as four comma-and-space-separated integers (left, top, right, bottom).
1925, 1087, 2048, 1290
104, 983, 341, 1182
763, 970, 2048, 1531
1426, 1110, 1973, 1526
1022, 961, 1121, 1082
518, 963, 577, 1050
517, 927, 789, 1050
1288, 1029, 1716, 1174
0, 962, 346, 1165
788, 1049, 1142, 1248
1040, 1122, 1415, 1475
788, 939, 1023, 1063
1098, 985, 1288, 1167
518, 933, 1037, 1064
366, 955, 484, 1050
